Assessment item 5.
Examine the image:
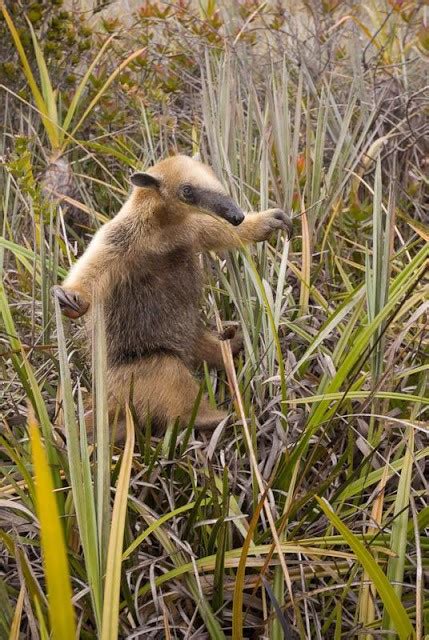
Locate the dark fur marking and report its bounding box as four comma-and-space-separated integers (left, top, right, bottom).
104, 247, 202, 368
112, 346, 180, 365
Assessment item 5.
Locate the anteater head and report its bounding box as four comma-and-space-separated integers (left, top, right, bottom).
130, 155, 245, 226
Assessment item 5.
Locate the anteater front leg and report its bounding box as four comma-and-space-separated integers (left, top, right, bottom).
52, 220, 124, 317
193, 209, 292, 252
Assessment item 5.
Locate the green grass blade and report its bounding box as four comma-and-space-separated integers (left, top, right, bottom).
123, 499, 209, 560
0, 280, 34, 402
285, 242, 429, 481
0, 237, 67, 278
1, 5, 59, 147
92, 295, 111, 578
316, 497, 415, 640
27, 20, 60, 149
101, 405, 134, 640
382, 426, 415, 634
54, 299, 102, 630
62, 34, 115, 134
336, 446, 429, 502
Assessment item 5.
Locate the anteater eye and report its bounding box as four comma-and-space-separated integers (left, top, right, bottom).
182, 185, 194, 201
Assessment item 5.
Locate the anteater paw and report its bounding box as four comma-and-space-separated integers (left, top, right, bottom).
263, 209, 293, 239
220, 325, 244, 356
51, 285, 89, 319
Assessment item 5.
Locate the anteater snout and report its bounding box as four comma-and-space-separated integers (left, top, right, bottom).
229, 211, 245, 226
214, 199, 245, 226
197, 188, 245, 226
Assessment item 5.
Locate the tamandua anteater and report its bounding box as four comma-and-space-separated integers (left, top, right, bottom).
53, 155, 292, 438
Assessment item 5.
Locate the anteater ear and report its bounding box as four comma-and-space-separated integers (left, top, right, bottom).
130, 172, 161, 189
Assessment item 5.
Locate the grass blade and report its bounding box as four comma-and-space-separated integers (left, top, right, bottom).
232, 491, 267, 640
1, 4, 59, 147
69, 47, 147, 142
92, 294, 111, 578
8, 584, 25, 640
55, 299, 102, 630
382, 426, 415, 635
62, 34, 115, 134
359, 464, 389, 638
101, 405, 135, 640
27, 20, 59, 149
29, 412, 76, 639
317, 496, 415, 640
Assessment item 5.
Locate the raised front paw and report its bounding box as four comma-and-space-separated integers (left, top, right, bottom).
51, 285, 89, 319
261, 209, 293, 240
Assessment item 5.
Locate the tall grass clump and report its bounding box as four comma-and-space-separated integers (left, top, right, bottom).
1, 1, 428, 638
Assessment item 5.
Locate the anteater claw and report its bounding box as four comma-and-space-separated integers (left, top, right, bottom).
220, 326, 244, 355
270, 209, 293, 239
51, 285, 89, 319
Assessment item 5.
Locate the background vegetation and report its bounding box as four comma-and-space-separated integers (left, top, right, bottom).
1, 0, 428, 638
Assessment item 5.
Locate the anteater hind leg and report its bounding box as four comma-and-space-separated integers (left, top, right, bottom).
107, 355, 228, 436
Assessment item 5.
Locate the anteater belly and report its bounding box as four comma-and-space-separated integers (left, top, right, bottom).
105, 252, 201, 366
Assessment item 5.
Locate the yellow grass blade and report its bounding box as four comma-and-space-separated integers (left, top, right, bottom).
29, 412, 76, 640
8, 584, 25, 640
101, 405, 135, 640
